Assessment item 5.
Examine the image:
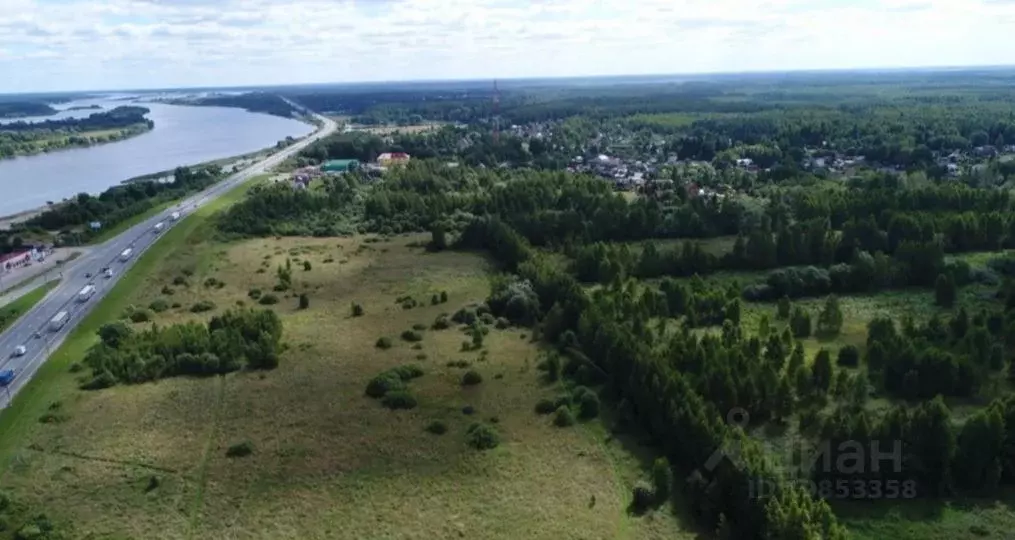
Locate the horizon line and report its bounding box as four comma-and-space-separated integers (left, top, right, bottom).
5, 63, 1015, 97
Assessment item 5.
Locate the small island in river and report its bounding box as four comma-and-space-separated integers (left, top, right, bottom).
0, 106, 154, 159
65, 104, 103, 111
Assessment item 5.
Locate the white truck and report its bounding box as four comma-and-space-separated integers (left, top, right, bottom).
153, 222, 165, 234
49, 311, 69, 332
120, 248, 133, 262
104, 268, 113, 278
77, 284, 96, 303
170, 211, 181, 221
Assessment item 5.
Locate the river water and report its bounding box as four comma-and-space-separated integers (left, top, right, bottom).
0, 98, 315, 217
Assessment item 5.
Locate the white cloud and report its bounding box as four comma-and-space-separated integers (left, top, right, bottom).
0, 0, 1013, 93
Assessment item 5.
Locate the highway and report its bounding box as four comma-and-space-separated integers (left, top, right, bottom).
0, 110, 336, 407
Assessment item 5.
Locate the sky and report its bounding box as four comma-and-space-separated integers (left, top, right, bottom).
1, 0, 1014, 93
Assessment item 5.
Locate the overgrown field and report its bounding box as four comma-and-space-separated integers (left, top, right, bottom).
0, 226, 694, 539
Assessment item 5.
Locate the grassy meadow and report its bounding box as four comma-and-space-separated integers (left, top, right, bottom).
0, 192, 695, 538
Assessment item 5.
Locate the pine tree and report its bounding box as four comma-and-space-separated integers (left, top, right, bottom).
777, 295, 792, 319
790, 307, 811, 338
812, 349, 833, 393
816, 295, 844, 336
935, 273, 956, 308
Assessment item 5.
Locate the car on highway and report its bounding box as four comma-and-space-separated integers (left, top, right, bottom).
85, 272, 92, 278
0, 369, 15, 387
33, 332, 41, 339
11, 345, 26, 357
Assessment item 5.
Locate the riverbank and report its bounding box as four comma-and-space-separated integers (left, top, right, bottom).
0, 122, 152, 161
0, 139, 292, 232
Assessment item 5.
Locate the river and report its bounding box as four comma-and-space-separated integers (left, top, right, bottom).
0, 97, 315, 217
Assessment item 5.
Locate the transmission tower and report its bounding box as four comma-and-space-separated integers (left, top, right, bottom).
492, 79, 501, 144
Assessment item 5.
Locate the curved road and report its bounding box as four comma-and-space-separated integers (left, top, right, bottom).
0, 111, 336, 407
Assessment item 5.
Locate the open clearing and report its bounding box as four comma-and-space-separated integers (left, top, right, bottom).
0, 217, 694, 538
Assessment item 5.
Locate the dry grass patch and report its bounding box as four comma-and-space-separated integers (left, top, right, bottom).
1, 232, 694, 539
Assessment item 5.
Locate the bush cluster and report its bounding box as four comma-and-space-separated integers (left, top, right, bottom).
466, 422, 500, 450
365, 364, 424, 403
190, 300, 216, 313
258, 294, 279, 305
82, 308, 283, 387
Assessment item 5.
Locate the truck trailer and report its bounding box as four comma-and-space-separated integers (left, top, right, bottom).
120, 248, 133, 262
77, 284, 96, 302
170, 211, 181, 221
153, 222, 164, 234
49, 311, 69, 332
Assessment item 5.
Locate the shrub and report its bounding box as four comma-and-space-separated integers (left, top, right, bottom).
652, 457, 673, 502
411, 343, 423, 350
631, 482, 655, 514
248, 288, 262, 299
382, 391, 417, 410
479, 313, 496, 326
537, 353, 561, 382
446, 360, 471, 368
161, 285, 174, 296
191, 300, 216, 313
401, 299, 417, 310
535, 399, 556, 415
425, 420, 448, 435
366, 373, 405, 398
38, 412, 67, 424
149, 299, 170, 313
390, 364, 424, 380
172, 276, 188, 286
298, 294, 309, 310
203, 277, 219, 288
272, 283, 288, 292
495, 317, 510, 329
226, 441, 254, 458
303, 261, 312, 271
401, 329, 424, 342
258, 294, 279, 305
837, 345, 860, 367
432, 314, 451, 330
461, 370, 483, 386
466, 422, 500, 450
440, 291, 448, 303
461, 405, 475, 415
171, 302, 181, 308
375, 337, 393, 349
351, 303, 364, 317
451, 307, 477, 325
412, 323, 428, 331
129, 309, 151, 323
553, 405, 576, 427
415, 353, 428, 360
578, 391, 600, 419
431, 294, 440, 305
